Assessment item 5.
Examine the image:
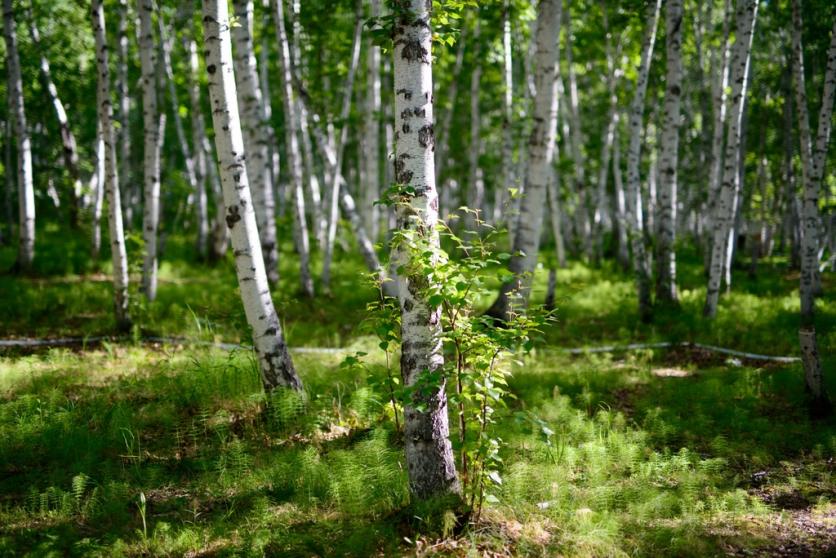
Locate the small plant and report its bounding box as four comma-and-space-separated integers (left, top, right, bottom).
136, 491, 148, 542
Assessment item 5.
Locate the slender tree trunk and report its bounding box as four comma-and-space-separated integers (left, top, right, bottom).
322, 4, 363, 291
434, 27, 466, 216
790, 3, 834, 416
26, 11, 82, 228
258, 0, 281, 223
272, 0, 313, 296
464, 19, 483, 233
202, 0, 303, 392
487, 0, 561, 322
625, 0, 661, 323
138, 0, 163, 300
93, 0, 131, 330
91, 124, 105, 260
704, 0, 759, 318
613, 122, 629, 270
184, 33, 210, 260
3, 119, 13, 246
231, 0, 279, 284
496, 0, 514, 227
115, 0, 134, 229
655, 0, 683, 304
362, 0, 382, 240
4, 0, 35, 272
392, 0, 459, 500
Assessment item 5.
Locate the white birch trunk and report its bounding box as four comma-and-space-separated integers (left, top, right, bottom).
392, 0, 459, 499
115, 0, 134, 229
272, 0, 313, 297
231, 0, 279, 284
91, 125, 106, 260
791, 4, 834, 416
613, 121, 629, 270
496, 0, 514, 226
93, 0, 131, 330
625, 0, 661, 322
138, 0, 163, 301
322, 8, 363, 291
704, 0, 758, 318
464, 19, 483, 233
202, 0, 302, 392
4, 0, 35, 271
488, 0, 561, 321
362, 0, 382, 240
655, 0, 683, 304
185, 35, 210, 259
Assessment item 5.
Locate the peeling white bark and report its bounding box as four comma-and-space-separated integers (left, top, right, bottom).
201, 0, 302, 392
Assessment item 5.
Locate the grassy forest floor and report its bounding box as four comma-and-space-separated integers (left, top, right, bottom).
0, 228, 834, 557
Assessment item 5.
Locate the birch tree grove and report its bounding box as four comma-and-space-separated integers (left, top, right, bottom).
655, 0, 683, 304
201, 0, 302, 392
138, 0, 163, 301
4, 0, 35, 272
392, 0, 459, 500
625, 0, 661, 323
487, 0, 561, 323
704, 0, 759, 318
93, 0, 131, 330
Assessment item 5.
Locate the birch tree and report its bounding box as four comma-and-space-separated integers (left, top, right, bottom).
231, 0, 279, 284
655, 0, 683, 304
495, 0, 514, 226
362, 0, 382, 240
625, 0, 661, 323
322, 5, 363, 291
202, 0, 303, 392
464, 18, 483, 233
391, 0, 459, 499
115, 0, 134, 228
790, 2, 835, 416
138, 0, 163, 301
91, 125, 105, 260
487, 0, 561, 322
272, 0, 314, 297
4, 0, 35, 272
185, 34, 210, 259
93, 0, 131, 330
704, 0, 759, 318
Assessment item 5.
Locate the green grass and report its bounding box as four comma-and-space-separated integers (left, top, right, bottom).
0, 229, 834, 556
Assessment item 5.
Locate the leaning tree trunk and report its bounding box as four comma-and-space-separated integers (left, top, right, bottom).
790, 2, 835, 417
322, 4, 363, 291
93, 0, 131, 330
231, 0, 279, 284
27, 11, 82, 228
392, 0, 460, 500
202, 0, 303, 392
704, 0, 759, 318
4, 0, 35, 272
625, 0, 662, 323
273, 0, 314, 297
138, 0, 163, 301
487, 0, 561, 322
655, 0, 683, 304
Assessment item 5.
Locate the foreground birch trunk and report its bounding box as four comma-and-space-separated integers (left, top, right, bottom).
3, 0, 35, 272
27, 12, 82, 227
487, 0, 561, 322
202, 0, 302, 392
625, 0, 661, 323
704, 0, 758, 318
273, 0, 314, 297
93, 0, 131, 330
654, 0, 683, 304
138, 0, 163, 301
231, 0, 279, 284
392, 0, 459, 500
790, 3, 834, 416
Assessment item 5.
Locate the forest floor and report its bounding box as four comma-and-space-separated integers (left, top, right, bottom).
0, 230, 834, 557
